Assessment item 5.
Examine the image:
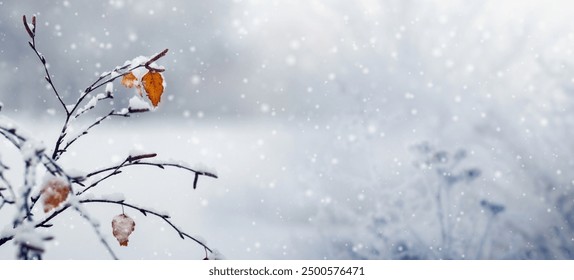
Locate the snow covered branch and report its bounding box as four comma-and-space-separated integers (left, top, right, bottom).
50, 52, 166, 161
80, 199, 214, 254
76, 153, 218, 195
26, 14, 170, 161
0, 15, 219, 260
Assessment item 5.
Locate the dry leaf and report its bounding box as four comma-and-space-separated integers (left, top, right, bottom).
142, 71, 164, 107
112, 214, 136, 246
121, 72, 137, 88
121, 72, 143, 96
41, 177, 70, 213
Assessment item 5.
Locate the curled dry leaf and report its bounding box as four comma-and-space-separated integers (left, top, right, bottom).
41, 177, 70, 213
121, 72, 137, 88
142, 71, 164, 107
121, 72, 143, 96
112, 214, 136, 246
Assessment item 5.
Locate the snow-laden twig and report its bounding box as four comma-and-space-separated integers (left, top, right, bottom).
0, 197, 215, 254
80, 198, 214, 253
1, 121, 81, 217
59, 110, 131, 156
51, 50, 168, 161
0, 15, 218, 259
12, 141, 44, 227
76, 153, 218, 195
1, 119, 218, 258
73, 91, 113, 120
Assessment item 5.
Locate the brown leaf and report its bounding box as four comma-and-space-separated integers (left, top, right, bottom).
41, 178, 70, 213
121, 72, 137, 88
112, 214, 136, 246
121, 72, 143, 97
142, 71, 164, 107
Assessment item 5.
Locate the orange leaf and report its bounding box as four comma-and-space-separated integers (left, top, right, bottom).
121, 72, 143, 96
121, 72, 137, 88
112, 214, 136, 246
41, 177, 70, 213
142, 71, 164, 107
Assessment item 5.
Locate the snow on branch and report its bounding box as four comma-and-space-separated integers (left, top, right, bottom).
76, 153, 218, 195
50, 50, 166, 161
0, 15, 219, 260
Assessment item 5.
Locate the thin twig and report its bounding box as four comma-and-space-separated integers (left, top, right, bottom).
81, 199, 213, 253
12, 144, 44, 229
51, 57, 163, 160
20, 198, 214, 254
71, 205, 118, 260
86, 161, 218, 179
77, 158, 218, 195
1, 16, 218, 259
73, 92, 113, 120
68, 48, 167, 126
58, 110, 130, 157
1, 124, 80, 216
77, 156, 130, 196
0, 161, 16, 205
23, 15, 68, 114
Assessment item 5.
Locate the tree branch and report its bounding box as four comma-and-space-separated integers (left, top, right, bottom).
23, 15, 68, 115
71, 204, 118, 260
15, 198, 214, 254
51, 53, 167, 160
0, 160, 16, 208
2, 15, 219, 259
77, 155, 218, 195
57, 110, 131, 157
80, 199, 214, 253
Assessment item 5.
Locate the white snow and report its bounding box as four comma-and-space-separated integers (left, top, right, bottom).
99, 71, 110, 78
128, 96, 151, 111
13, 223, 50, 252
82, 96, 98, 111
65, 168, 85, 178
105, 82, 113, 94
110, 70, 120, 79
126, 56, 149, 80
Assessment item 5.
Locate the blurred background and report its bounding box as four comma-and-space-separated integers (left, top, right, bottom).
1, 0, 574, 259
